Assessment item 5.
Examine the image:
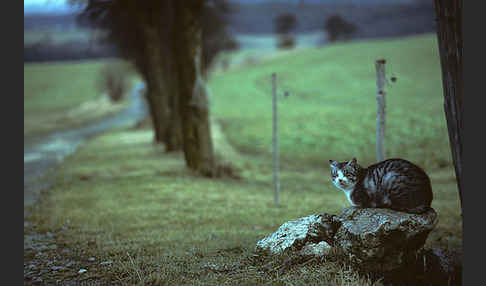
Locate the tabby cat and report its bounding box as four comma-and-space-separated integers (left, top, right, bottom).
329, 158, 433, 214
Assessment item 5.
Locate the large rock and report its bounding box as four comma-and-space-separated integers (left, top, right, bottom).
256, 207, 438, 273
334, 207, 438, 272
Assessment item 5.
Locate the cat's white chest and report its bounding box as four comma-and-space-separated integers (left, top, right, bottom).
342, 189, 357, 206
332, 171, 357, 206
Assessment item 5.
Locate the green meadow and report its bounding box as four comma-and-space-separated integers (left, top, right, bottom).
24, 59, 134, 139
24, 28, 106, 45
209, 33, 451, 170
26, 34, 461, 285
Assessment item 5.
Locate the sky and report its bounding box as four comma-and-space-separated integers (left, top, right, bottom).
24, 0, 417, 14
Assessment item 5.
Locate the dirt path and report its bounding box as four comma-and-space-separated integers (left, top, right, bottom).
24, 82, 148, 210
24, 83, 148, 285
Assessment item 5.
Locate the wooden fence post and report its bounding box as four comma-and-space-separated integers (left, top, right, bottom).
375, 59, 386, 162
272, 73, 279, 207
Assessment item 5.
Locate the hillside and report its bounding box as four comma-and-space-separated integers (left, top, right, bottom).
227, 2, 436, 39
24, 1, 436, 38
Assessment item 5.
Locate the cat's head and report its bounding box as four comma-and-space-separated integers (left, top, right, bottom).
329, 158, 361, 191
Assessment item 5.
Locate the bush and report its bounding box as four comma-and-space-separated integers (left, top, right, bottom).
324, 14, 358, 43
275, 13, 297, 35
97, 62, 131, 102
277, 34, 296, 49
274, 13, 298, 50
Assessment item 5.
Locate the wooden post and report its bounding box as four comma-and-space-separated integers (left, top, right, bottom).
272, 73, 279, 206
375, 59, 386, 162
433, 0, 463, 212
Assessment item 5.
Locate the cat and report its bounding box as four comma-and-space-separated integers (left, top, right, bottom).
329, 158, 433, 214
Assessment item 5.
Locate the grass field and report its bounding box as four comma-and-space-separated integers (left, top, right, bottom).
24, 59, 135, 139
24, 28, 107, 45
25, 33, 462, 285
210, 33, 451, 171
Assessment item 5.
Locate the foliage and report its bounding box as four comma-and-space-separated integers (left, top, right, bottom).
278, 34, 297, 49
324, 14, 358, 42
97, 61, 132, 102
201, 0, 240, 74
76, 0, 236, 76
76, 0, 158, 79
274, 12, 298, 35
274, 12, 298, 49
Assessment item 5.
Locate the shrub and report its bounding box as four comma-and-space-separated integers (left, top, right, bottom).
274, 13, 298, 50
324, 14, 358, 43
277, 34, 296, 49
97, 62, 131, 102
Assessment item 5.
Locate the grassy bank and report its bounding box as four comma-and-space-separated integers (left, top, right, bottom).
24, 59, 135, 139
25, 34, 461, 285
210, 34, 450, 171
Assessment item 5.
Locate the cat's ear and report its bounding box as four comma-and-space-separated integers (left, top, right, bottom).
329, 160, 338, 168
347, 157, 357, 166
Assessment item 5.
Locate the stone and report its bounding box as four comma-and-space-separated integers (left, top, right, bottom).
255, 206, 438, 279
255, 213, 341, 256
299, 241, 332, 257
333, 207, 438, 273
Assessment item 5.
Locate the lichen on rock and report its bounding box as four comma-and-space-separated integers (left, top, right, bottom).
256, 206, 438, 272
255, 213, 340, 256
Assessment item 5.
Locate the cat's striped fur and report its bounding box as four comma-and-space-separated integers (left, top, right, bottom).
329, 158, 433, 214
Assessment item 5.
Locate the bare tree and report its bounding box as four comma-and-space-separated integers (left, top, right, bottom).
173, 1, 215, 176
77, 0, 181, 150
433, 0, 463, 212
74, 0, 230, 176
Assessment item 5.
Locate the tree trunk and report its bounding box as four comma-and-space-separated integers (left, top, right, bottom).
433, 0, 463, 211
174, 1, 215, 176
142, 22, 182, 151
143, 84, 165, 143
161, 1, 183, 152
164, 85, 183, 152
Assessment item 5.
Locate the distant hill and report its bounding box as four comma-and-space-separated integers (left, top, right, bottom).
24, 13, 79, 31
24, 1, 435, 62
226, 2, 436, 38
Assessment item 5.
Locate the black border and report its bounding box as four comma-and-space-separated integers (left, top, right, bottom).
463, 0, 476, 285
